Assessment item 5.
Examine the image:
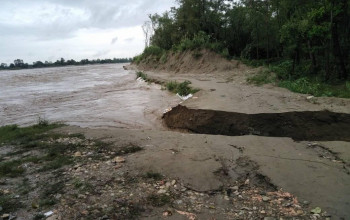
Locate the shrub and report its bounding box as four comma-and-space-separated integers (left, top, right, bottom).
247, 70, 276, 86
165, 80, 199, 96
136, 71, 147, 80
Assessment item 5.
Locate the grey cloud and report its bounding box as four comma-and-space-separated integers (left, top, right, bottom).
111, 36, 118, 44
0, 0, 176, 62
124, 37, 134, 42
92, 49, 111, 58
0, 0, 175, 41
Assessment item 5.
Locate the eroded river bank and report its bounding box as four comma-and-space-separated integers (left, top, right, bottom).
1, 63, 349, 219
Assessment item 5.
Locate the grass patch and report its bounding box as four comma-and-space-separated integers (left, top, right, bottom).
247, 69, 276, 86
115, 145, 143, 156
0, 123, 62, 145
145, 171, 163, 180
17, 178, 32, 195
147, 194, 171, 207
0, 160, 25, 177
136, 71, 148, 81
33, 214, 45, 220
278, 78, 350, 98
165, 80, 199, 96
0, 194, 23, 213
39, 156, 72, 172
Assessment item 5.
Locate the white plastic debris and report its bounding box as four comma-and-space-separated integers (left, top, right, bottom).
306, 96, 314, 100
44, 211, 54, 217
176, 93, 193, 101
136, 77, 146, 83
163, 107, 172, 114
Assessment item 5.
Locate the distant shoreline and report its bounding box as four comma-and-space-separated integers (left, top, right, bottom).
0, 62, 130, 72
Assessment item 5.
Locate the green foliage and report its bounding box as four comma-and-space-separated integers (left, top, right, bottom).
136, 71, 147, 80
0, 194, 23, 213
142, 0, 349, 82
0, 122, 62, 144
165, 80, 199, 96
132, 46, 166, 64
143, 46, 165, 59
279, 78, 350, 98
0, 160, 25, 177
247, 70, 276, 86
147, 194, 171, 207
145, 171, 163, 180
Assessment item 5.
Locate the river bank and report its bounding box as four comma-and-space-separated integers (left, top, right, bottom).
0, 60, 349, 219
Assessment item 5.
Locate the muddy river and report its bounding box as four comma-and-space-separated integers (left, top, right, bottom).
0, 64, 178, 129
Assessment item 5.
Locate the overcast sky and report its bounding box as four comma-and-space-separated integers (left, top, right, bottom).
0, 0, 176, 64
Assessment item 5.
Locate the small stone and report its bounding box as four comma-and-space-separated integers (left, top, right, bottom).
74, 151, 82, 157
171, 180, 176, 185
224, 196, 230, 201
297, 210, 304, 215
264, 217, 276, 220
81, 210, 89, 215
303, 200, 310, 205
307, 96, 314, 100
175, 200, 183, 204
262, 196, 270, 202
157, 189, 167, 194
163, 210, 172, 216
165, 182, 172, 188
3, 189, 10, 194
1, 214, 10, 219
244, 179, 250, 185
311, 207, 322, 214
231, 186, 239, 190
260, 210, 266, 214
112, 156, 125, 163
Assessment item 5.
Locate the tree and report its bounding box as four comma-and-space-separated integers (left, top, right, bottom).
142, 21, 152, 48
14, 59, 24, 67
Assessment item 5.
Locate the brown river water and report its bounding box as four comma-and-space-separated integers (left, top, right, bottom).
0, 64, 179, 129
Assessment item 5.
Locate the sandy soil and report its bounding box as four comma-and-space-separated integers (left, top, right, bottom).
122, 51, 349, 219
2, 53, 349, 219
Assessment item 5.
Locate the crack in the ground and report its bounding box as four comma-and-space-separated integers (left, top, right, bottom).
163, 105, 350, 141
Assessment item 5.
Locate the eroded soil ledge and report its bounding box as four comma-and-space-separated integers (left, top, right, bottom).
163, 105, 350, 141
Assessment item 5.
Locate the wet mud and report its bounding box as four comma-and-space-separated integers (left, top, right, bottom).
163, 105, 350, 141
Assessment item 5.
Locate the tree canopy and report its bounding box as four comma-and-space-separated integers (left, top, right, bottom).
144, 0, 349, 81
0, 57, 132, 70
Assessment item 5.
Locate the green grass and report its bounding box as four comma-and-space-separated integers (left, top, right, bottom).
0, 159, 25, 177
247, 69, 276, 86
0, 123, 62, 145
145, 171, 163, 180
0, 194, 23, 213
165, 80, 199, 96
136, 71, 148, 81
245, 60, 350, 98
147, 194, 171, 207
115, 145, 143, 156
278, 78, 350, 98
0, 122, 83, 177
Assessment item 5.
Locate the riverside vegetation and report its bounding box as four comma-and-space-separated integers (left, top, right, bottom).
136, 71, 199, 96
134, 0, 350, 98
